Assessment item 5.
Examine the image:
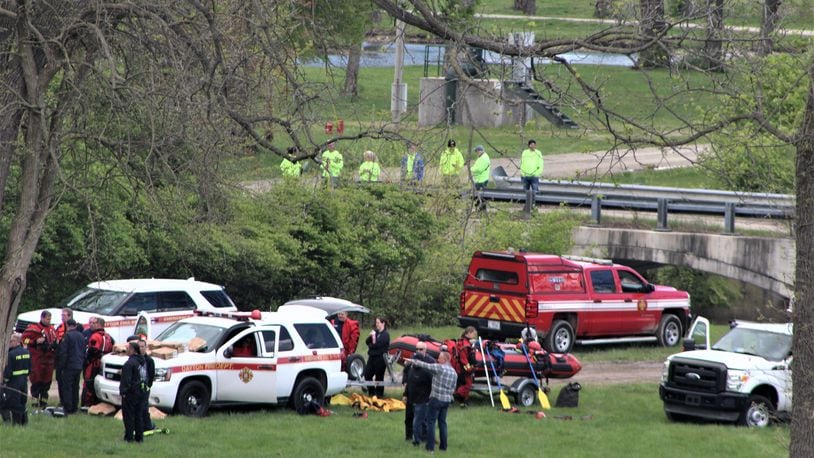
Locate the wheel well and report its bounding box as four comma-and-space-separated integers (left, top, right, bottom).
294, 369, 327, 390
551, 313, 577, 334
751, 385, 778, 408
179, 376, 212, 393
662, 308, 687, 334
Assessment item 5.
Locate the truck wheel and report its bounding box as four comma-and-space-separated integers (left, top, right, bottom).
516, 383, 537, 407
346, 354, 365, 381
544, 320, 574, 353
738, 394, 773, 427
292, 376, 325, 414
176, 380, 211, 417
657, 314, 682, 347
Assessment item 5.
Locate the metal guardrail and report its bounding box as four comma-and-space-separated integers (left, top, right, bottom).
482, 167, 794, 232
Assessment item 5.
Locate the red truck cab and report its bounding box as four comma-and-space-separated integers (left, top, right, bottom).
459, 251, 691, 353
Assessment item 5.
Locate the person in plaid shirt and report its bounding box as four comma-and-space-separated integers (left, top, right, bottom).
405, 351, 457, 452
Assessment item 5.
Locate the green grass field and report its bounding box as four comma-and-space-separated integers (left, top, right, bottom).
1, 382, 787, 457
2, 325, 785, 457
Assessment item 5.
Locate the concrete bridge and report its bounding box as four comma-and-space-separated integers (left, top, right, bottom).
570, 227, 795, 299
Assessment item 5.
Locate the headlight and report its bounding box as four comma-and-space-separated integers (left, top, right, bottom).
154, 367, 171, 382
661, 360, 670, 383
726, 370, 749, 391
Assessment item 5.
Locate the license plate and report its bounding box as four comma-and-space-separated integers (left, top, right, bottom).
487, 320, 501, 330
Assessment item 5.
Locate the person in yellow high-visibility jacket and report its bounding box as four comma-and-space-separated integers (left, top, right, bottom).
321, 141, 343, 187
358, 151, 381, 182
280, 146, 303, 178
520, 139, 543, 193
470, 145, 490, 190
439, 140, 464, 185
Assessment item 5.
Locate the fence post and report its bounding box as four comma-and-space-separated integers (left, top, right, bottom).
590, 195, 602, 226
656, 198, 670, 231
523, 188, 534, 218
723, 202, 736, 234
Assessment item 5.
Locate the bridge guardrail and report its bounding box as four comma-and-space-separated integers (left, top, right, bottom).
484, 170, 794, 230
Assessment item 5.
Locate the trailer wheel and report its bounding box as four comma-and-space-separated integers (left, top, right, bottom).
346, 354, 366, 381
292, 376, 325, 414
176, 380, 211, 417
657, 314, 682, 347
516, 383, 537, 407
544, 320, 574, 353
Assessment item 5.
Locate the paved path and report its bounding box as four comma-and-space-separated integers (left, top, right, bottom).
492, 145, 702, 180
477, 13, 814, 37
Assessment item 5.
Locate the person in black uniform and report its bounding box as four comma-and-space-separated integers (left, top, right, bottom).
119, 341, 147, 443
2, 333, 31, 425
56, 319, 85, 414
135, 337, 156, 432
363, 317, 390, 397
402, 340, 435, 445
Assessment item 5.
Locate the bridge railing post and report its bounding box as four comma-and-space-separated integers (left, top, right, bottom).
656, 198, 670, 231
723, 202, 736, 235
590, 195, 602, 226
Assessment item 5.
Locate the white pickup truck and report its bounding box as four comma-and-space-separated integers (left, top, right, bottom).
659, 317, 792, 427
95, 304, 349, 417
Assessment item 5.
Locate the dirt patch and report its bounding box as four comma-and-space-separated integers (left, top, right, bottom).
545, 360, 663, 388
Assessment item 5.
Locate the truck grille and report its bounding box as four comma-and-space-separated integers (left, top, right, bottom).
668, 357, 726, 393
102, 363, 124, 382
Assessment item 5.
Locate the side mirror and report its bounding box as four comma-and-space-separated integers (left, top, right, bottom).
682, 338, 696, 352
646, 283, 655, 293
224, 347, 233, 359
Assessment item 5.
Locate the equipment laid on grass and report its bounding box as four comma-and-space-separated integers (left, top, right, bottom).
555, 382, 581, 408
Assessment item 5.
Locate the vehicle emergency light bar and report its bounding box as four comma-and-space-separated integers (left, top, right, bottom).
562, 255, 613, 265
194, 309, 262, 321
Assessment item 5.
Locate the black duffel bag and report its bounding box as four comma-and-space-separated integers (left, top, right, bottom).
555, 382, 582, 408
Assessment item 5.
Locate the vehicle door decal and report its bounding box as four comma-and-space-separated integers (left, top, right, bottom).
239, 367, 254, 383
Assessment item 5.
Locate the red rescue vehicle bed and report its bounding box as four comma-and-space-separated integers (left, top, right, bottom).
389, 334, 581, 379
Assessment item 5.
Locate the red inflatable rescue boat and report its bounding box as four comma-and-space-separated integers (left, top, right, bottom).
389, 334, 581, 379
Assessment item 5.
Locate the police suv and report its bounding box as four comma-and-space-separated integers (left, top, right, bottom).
94, 305, 348, 417
15, 278, 237, 343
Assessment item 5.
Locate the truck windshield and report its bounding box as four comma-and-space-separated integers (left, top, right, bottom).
63, 287, 130, 315
155, 322, 225, 352
712, 327, 792, 361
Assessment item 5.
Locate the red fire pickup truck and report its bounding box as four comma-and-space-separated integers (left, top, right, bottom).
459, 251, 691, 353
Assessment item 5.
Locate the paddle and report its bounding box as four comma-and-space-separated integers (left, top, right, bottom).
477, 337, 494, 407
486, 342, 512, 410
520, 343, 551, 410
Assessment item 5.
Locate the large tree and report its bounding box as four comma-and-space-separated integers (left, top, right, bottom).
0, 0, 406, 366
372, 0, 811, 453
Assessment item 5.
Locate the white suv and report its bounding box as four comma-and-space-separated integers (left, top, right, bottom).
15, 278, 237, 343
94, 305, 348, 416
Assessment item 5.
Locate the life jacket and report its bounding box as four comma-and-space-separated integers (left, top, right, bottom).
443, 339, 460, 374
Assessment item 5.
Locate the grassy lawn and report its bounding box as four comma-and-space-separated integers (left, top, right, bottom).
2, 382, 787, 457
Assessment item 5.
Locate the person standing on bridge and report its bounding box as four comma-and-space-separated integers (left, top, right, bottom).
321, 141, 344, 188
439, 139, 464, 186
401, 142, 425, 187
520, 139, 543, 193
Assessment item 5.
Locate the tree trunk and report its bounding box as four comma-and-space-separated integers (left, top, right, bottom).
513, 0, 536, 15
702, 0, 724, 71
758, 0, 781, 55
638, 0, 670, 68
791, 59, 814, 458
595, 0, 614, 18
343, 43, 362, 97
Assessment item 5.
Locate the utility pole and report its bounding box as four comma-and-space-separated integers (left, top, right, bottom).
391, 17, 407, 123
